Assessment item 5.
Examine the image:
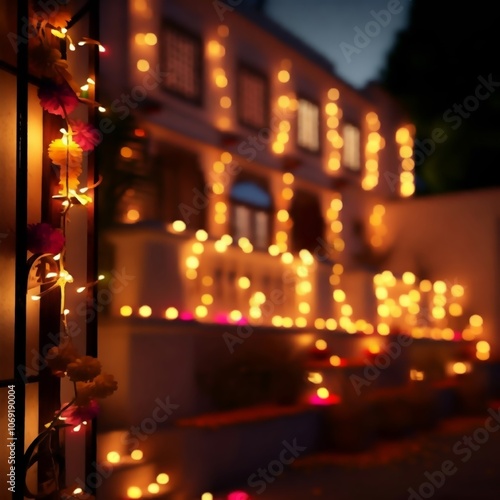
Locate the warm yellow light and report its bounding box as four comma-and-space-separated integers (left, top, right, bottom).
476, 351, 490, 361
186, 269, 197, 280
433, 280, 446, 294
130, 449, 143, 461
215, 74, 228, 88
282, 172, 294, 184
328, 88, 339, 100
106, 451, 120, 463
73, 488, 83, 495
134, 33, 145, 45
419, 280, 432, 292
333, 289, 345, 302
402, 272, 416, 285
120, 305, 133, 317
279, 120, 291, 132
212, 182, 224, 194
192, 242, 204, 255
186, 256, 199, 269
139, 305, 152, 318
395, 127, 410, 144
476, 340, 490, 353
308, 372, 323, 384
201, 493, 214, 500
126, 209, 140, 222
295, 317, 307, 328
207, 40, 222, 56
120, 146, 133, 158
127, 486, 142, 499
451, 284, 464, 297
220, 234, 231, 244
172, 220, 186, 232
317, 387, 329, 399
195, 305, 208, 318
202, 276, 213, 286
156, 473, 169, 485
201, 294, 213, 305
377, 323, 390, 335
280, 252, 293, 264
314, 318, 325, 329
238, 277, 251, 289
229, 310, 242, 322
277, 209, 289, 222
220, 96, 232, 108
165, 307, 178, 320
137, 59, 150, 72
278, 70, 290, 83
272, 142, 285, 154
268, 244, 280, 256
332, 263, 343, 275
214, 240, 227, 253
147, 483, 160, 494
213, 160, 225, 173
315, 339, 327, 351
196, 229, 208, 241
449, 303, 463, 317
469, 314, 483, 327
325, 318, 337, 330
144, 33, 157, 45
325, 102, 338, 116
329, 355, 341, 366
278, 95, 290, 108
298, 302, 310, 314
282, 187, 294, 200
452, 362, 467, 375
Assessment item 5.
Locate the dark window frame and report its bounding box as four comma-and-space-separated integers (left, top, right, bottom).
160, 19, 204, 106
236, 62, 270, 131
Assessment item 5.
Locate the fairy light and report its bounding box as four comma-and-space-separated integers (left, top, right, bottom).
362, 112, 384, 190
325, 88, 342, 173
396, 124, 415, 197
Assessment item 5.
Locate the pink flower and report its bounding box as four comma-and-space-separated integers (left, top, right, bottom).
27, 222, 65, 255
38, 80, 79, 117
60, 399, 99, 426
69, 119, 101, 152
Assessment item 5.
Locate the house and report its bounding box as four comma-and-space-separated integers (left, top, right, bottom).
94, 0, 498, 498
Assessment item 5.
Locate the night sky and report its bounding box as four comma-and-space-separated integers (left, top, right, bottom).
264, 0, 412, 88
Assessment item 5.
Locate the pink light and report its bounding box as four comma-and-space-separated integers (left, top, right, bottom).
227, 491, 250, 500
214, 313, 230, 324
308, 394, 341, 406
179, 311, 194, 321
236, 317, 248, 325
453, 331, 462, 341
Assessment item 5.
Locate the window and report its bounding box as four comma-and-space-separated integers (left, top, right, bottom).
297, 98, 320, 152
162, 21, 202, 102
290, 189, 324, 253
230, 179, 272, 249
237, 66, 268, 129
343, 123, 361, 171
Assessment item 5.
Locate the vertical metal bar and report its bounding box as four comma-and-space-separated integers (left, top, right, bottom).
13, 1, 29, 499
86, 0, 100, 492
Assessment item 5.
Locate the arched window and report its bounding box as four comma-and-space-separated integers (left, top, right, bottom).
289, 189, 324, 253
230, 176, 272, 249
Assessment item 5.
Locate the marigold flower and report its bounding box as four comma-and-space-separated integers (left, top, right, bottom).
66, 356, 102, 382
27, 222, 65, 255
48, 138, 83, 192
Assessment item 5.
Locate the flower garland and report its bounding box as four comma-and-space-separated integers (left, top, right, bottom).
24, 3, 116, 499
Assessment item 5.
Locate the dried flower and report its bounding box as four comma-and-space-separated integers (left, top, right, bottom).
46, 340, 79, 377
66, 356, 102, 382
27, 222, 65, 255
69, 119, 101, 151
90, 373, 118, 398
38, 80, 79, 117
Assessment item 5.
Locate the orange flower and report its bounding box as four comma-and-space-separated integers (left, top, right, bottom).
46, 341, 79, 377
48, 138, 83, 193
91, 373, 118, 398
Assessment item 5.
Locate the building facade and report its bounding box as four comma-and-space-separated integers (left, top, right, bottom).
95, 1, 497, 499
